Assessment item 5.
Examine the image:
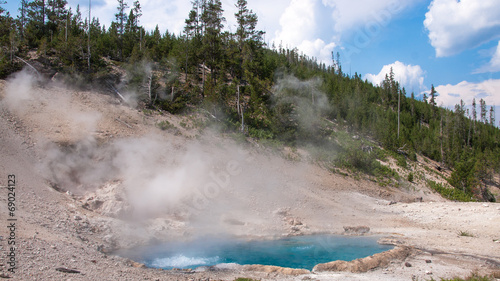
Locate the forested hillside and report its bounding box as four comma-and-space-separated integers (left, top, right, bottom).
1, 0, 499, 202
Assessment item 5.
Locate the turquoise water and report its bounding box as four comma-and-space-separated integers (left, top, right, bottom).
123, 235, 393, 270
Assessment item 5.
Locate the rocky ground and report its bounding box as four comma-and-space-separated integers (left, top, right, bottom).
0, 72, 499, 280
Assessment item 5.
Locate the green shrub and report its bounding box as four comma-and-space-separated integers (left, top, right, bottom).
157, 120, 174, 130
158, 94, 190, 114
407, 172, 414, 182
457, 230, 474, 237
336, 148, 376, 175
427, 180, 474, 202
396, 155, 408, 168
248, 127, 274, 140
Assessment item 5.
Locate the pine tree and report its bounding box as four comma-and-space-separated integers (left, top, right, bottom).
123, 0, 141, 58
480, 98, 487, 123
429, 84, 437, 107
114, 0, 128, 60
490, 106, 495, 126
472, 98, 477, 134
25, 0, 48, 46
46, 0, 67, 36
234, 0, 264, 80
185, 0, 203, 38
132, 1, 141, 31
185, 0, 203, 37
201, 0, 224, 87
235, 0, 262, 46
18, 0, 29, 41
0, 0, 15, 65
184, 1, 206, 79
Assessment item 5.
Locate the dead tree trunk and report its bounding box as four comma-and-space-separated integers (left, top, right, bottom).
14, 56, 40, 76
237, 84, 241, 117
147, 73, 152, 101
241, 105, 245, 132
107, 82, 126, 103
87, 0, 91, 72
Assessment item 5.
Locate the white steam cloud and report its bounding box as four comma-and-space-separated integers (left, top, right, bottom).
272, 74, 331, 137
1, 70, 315, 239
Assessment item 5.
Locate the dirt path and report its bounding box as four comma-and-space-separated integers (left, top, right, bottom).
0, 75, 499, 280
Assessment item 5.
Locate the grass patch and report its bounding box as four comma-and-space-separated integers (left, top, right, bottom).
427, 180, 474, 202
179, 120, 188, 128
457, 230, 474, 237
396, 154, 408, 169
248, 127, 274, 140
408, 172, 414, 182
142, 108, 155, 116
156, 120, 175, 130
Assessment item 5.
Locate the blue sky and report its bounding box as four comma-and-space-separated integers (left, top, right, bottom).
3, 0, 500, 124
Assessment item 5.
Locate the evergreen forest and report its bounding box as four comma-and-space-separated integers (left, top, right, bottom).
0, 0, 499, 202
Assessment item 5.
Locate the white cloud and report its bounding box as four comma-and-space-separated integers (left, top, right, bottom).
434, 79, 500, 108
272, 0, 337, 64
474, 41, 500, 73
274, 0, 316, 47
365, 61, 426, 92
424, 0, 500, 57
322, 0, 409, 34
299, 39, 337, 64
69, 0, 193, 35
434, 79, 500, 126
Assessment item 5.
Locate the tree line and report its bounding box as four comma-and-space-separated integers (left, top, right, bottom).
0, 0, 498, 201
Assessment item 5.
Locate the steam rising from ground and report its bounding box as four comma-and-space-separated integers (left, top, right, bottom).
2, 70, 306, 235
3, 70, 37, 113
273, 74, 332, 137
3, 69, 101, 138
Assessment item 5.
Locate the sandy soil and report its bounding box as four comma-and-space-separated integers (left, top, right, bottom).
0, 75, 499, 281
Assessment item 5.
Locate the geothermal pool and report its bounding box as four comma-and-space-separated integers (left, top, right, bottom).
121, 235, 393, 270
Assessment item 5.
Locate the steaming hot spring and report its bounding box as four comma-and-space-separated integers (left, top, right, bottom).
116, 234, 393, 271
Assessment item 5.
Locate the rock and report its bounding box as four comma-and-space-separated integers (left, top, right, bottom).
73, 216, 82, 221
483, 204, 489, 207
243, 264, 310, 275
389, 201, 397, 205
343, 226, 370, 235
378, 237, 403, 245
55, 267, 80, 274
287, 218, 303, 226
127, 260, 146, 268
313, 246, 412, 273
425, 260, 432, 263
274, 208, 290, 216
425, 270, 432, 275
405, 262, 412, 267
103, 234, 117, 245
